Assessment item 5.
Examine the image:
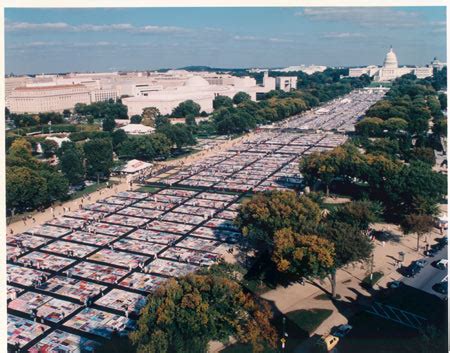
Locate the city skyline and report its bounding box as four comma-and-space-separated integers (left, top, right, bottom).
5, 7, 447, 74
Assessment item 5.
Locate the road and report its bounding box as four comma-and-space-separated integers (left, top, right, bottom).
401, 244, 447, 299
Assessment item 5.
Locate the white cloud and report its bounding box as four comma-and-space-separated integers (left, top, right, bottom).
5, 21, 189, 34
6, 21, 71, 31
234, 35, 292, 43
322, 32, 366, 39
296, 7, 423, 28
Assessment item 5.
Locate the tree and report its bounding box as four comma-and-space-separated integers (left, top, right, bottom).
130, 115, 142, 124
41, 168, 69, 202
83, 138, 113, 180
63, 109, 71, 118
235, 191, 321, 258
410, 147, 436, 166
401, 214, 435, 251
155, 115, 171, 129
6, 166, 48, 211
172, 100, 201, 118
321, 202, 376, 297
142, 107, 160, 127
102, 116, 116, 132
9, 138, 33, 159
233, 91, 252, 105
299, 148, 347, 196
383, 161, 447, 217
213, 95, 233, 110
129, 271, 277, 353
159, 123, 196, 150
355, 117, 384, 137
272, 229, 335, 278
58, 142, 85, 185
40, 140, 59, 158
185, 114, 197, 127
383, 117, 408, 134
111, 129, 128, 151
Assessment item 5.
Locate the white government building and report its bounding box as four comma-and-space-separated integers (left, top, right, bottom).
349, 46, 445, 82
6, 70, 279, 116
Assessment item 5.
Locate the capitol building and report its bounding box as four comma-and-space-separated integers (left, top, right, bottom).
348, 47, 445, 82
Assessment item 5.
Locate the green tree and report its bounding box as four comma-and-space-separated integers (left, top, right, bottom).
383, 117, 408, 133
83, 138, 113, 180
111, 129, 128, 151
172, 100, 201, 118
102, 116, 116, 132
40, 140, 59, 158
355, 117, 384, 137
6, 166, 48, 211
384, 161, 446, 217
41, 168, 69, 202
63, 109, 71, 118
233, 91, 252, 105
213, 95, 233, 110
410, 147, 436, 166
401, 214, 435, 251
129, 271, 277, 353
58, 142, 85, 185
159, 123, 196, 150
321, 202, 376, 296
130, 115, 142, 124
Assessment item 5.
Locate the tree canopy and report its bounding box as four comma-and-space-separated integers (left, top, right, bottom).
129, 268, 277, 353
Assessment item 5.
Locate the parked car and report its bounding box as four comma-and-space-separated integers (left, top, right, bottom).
315, 334, 339, 352
404, 263, 422, 277
436, 259, 448, 270
433, 281, 448, 295
332, 324, 353, 338
415, 259, 427, 268
388, 280, 402, 289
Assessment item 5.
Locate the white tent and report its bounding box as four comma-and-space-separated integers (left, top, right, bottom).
120, 159, 153, 174
120, 124, 155, 135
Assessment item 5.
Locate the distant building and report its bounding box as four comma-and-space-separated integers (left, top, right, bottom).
275, 76, 297, 92
272, 65, 327, 75
430, 57, 447, 71
8, 84, 91, 114
349, 47, 436, 82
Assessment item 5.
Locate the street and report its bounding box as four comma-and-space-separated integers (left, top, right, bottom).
401, 244, 448, 299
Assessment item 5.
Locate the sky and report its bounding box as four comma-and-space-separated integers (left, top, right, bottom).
4, 7, 447, 75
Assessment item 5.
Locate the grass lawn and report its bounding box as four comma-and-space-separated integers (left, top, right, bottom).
286, 309, 333, 335
69, 181, 111, 200
362, 271, 384, 288
242, 277, 275, 295
136, 185, 161, 193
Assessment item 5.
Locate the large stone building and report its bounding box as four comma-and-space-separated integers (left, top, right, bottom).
348, 47, 440, 82
8, 84, 91, 114
6, 70, 277, 115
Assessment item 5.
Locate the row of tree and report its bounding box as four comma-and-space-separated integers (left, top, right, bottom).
6, 139, 69, 212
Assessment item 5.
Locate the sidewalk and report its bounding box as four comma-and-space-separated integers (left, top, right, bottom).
259, 223, 445, 337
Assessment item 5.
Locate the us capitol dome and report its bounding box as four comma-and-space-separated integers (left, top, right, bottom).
383, 46, 399, 69
348, 46, 443, 82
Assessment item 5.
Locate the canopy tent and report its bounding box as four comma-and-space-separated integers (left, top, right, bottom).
118, 159, 153, 174
120, 124, 155, 135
